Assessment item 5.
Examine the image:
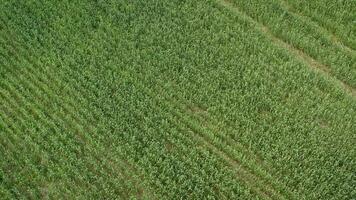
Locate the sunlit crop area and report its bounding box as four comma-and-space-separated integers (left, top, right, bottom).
0, 0, 355, 199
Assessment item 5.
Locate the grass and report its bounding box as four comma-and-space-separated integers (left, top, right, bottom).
0, 0, 355, 199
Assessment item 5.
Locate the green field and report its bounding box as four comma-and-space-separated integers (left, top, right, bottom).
0, 0, 355, 199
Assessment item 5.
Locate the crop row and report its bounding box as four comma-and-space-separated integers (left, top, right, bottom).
0, 0, 355, 199
221, 0, 356, 89
0, 12, 258, 198
284, 0, 355, 49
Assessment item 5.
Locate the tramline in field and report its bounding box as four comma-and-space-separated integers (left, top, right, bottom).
0, 0, 355, 199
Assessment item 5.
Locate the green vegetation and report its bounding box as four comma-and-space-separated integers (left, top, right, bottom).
284, 0, 356, 49
0, 0, 355, 199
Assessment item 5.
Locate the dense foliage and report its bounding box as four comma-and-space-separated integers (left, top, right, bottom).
0, 0, 355, 199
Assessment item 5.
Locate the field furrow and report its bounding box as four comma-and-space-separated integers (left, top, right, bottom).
278, 0, 355, 55
216, 0, 356, 97
283, 0, 356, 50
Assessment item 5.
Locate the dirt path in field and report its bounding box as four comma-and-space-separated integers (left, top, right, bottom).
279, 0, 355, 54
217, 0, 356, 98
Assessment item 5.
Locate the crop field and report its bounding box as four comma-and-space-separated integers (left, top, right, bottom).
0, 0, 355, 199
